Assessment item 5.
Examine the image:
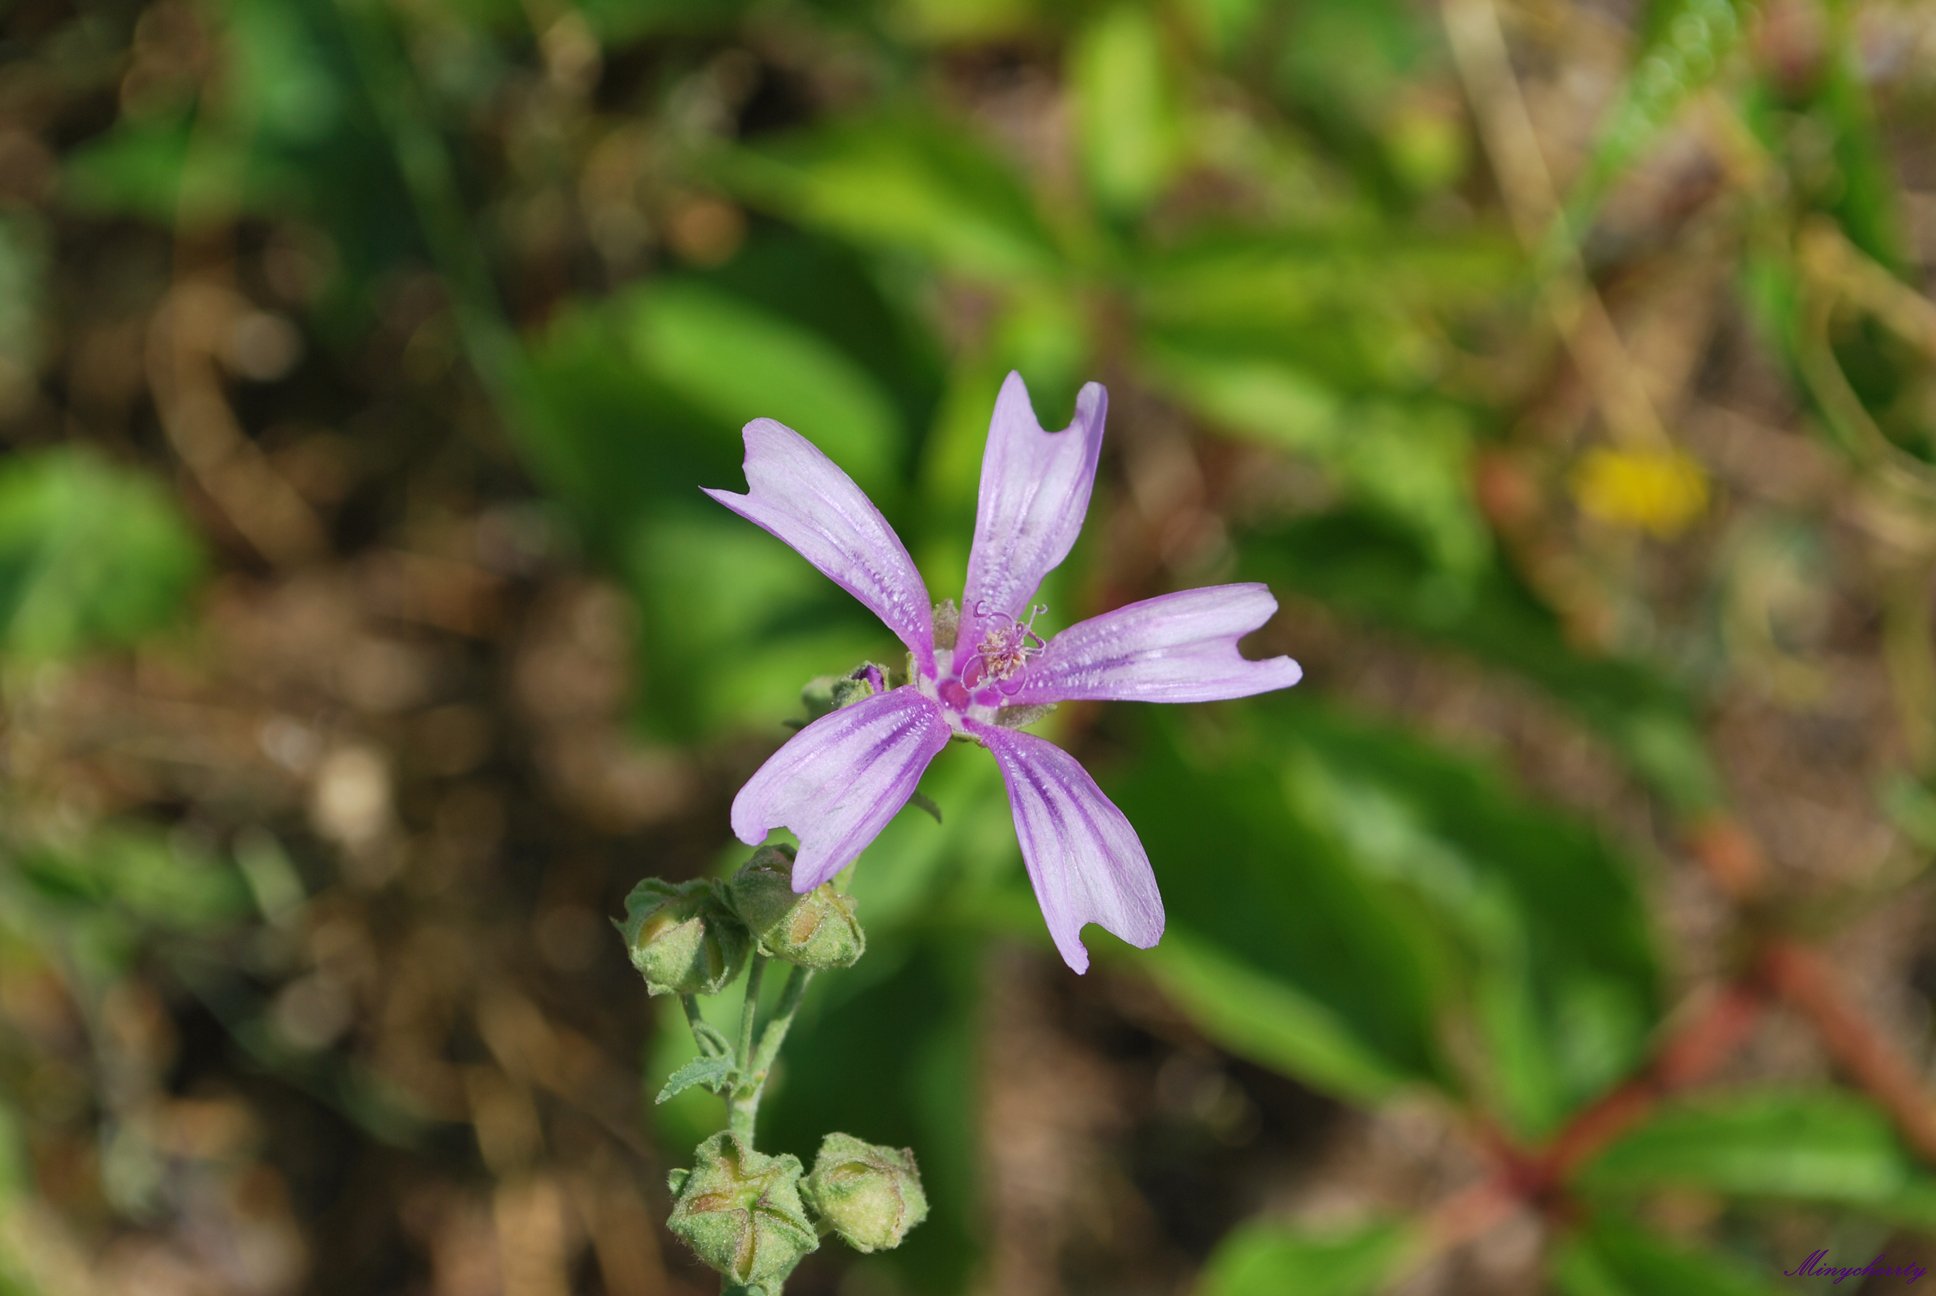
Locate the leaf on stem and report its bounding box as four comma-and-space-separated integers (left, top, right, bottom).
656, 1055, 738, 1106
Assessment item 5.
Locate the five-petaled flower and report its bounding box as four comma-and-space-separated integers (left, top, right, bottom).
705, 373, 1302, 972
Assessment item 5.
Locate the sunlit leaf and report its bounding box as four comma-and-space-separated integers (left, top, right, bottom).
1148, 339, 1490, 575
1580, 1089, 1936, 1227
1241, 510, 1719, 813
1569, 0, 1750, 225
1071, 5, 1179, 215
1269, 700, 1660, 1133
0, 450, 202, 663
721, 115, 1064, 281
1198, 1218, 1413, 1296
1119, 711, 1454, 1103
1553, 1218, 1790, 1296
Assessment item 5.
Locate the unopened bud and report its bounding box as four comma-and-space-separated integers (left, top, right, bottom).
803, 1133, 927, 1253
728, 847, 865, 970
800, 662, 888, 722
615, 879, 749, 996
668, 1132, 818, 1285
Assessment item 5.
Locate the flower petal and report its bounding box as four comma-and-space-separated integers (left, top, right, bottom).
965, 719, 1163, 973
1005, 583, 1303, 705
954, 373, 1106, 675
733, 686, 950, 891
705, 418, 934, 661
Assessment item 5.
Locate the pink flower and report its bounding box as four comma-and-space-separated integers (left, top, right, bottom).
705, 373, 1302, 972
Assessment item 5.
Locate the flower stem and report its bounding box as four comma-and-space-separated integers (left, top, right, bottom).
751, 965, 813, 1083
723, 961, 815, 1145
726, 957, 767, 1141
681, 995, 710, 1049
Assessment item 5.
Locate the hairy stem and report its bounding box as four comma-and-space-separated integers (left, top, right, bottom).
726, 957, 767, 1141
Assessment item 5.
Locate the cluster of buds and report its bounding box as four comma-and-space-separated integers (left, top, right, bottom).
617, 847, 865, 1000
667, 1131, 928, 1288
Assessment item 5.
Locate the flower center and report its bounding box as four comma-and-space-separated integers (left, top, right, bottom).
962, 601, 1047, 693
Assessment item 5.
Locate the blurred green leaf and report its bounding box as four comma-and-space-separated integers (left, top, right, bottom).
0, 216, 47, 384
1071, 4, 1179, 215
66, 0, 416, 309
1738, 10, 1927, 472
8, 830, 251, 934
1119, 711, 1453, 1102
625, 503, 886, 739
1881, 774, 1936, 855
1144, 343, 1490, 576
1264, 0, 1446, 207
0, 449, 201, 663
1137, 227, 1522, 323
1581, 1089, 1936, 1226
1106, 694, 1660, 1127
1273, 701, 1660, 1133
721, 115, 1065, 281
1242, 510, 1719, 812
626, 278, 904, 487
0, 1102, 23, 1203
1567, 0, 1748, 225
525, 263, 927, 738
1553, 1218, 1788, 1296
62, 110, 259, 223
1197, 1218, 1412, 1296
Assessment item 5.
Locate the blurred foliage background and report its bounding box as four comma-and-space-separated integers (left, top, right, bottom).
4, 0, 1936, 1291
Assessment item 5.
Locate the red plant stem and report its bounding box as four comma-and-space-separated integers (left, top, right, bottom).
1759, 940, 1936, 1164
1537, 978, 1766, 1186
1685, 813, 1936, 1166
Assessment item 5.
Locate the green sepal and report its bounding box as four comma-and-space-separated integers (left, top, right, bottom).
616, 878, 751, 996
668, 1132, 819, 1286
728, 846, 866, 970
802, 1132, 928, 1254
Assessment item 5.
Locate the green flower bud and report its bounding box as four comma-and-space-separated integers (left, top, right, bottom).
803, 1133, 928, 1254
728, 847, 865, 970
800, 662, 888, 722
668, 1132, 818, 1286
615, 879, 749, 996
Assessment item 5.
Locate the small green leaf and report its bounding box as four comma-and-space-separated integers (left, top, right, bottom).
1553, 1218, 1791, 1296
720, 115, 1063, 281
621, 280, 902, 491
1268, 701, 1662, 1134
1241, 509, 1718, 812
1070, 5, 1179, 214
1568, 0, 1750, 225
655, 1055, 736, 1105
1199, 1219, 1413, 1296
1580, 1089, 1936, 1227
1119, 712, 1453, 1103
0, 449, 202, 662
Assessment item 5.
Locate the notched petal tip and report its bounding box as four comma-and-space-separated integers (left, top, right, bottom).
968, 720, 1164, 976
956, 373, 1112, 673
1006, 582, 1305, 706
701, 418, 935, 661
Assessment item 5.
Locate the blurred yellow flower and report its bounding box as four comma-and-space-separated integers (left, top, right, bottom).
1570, 446, 1709, 538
